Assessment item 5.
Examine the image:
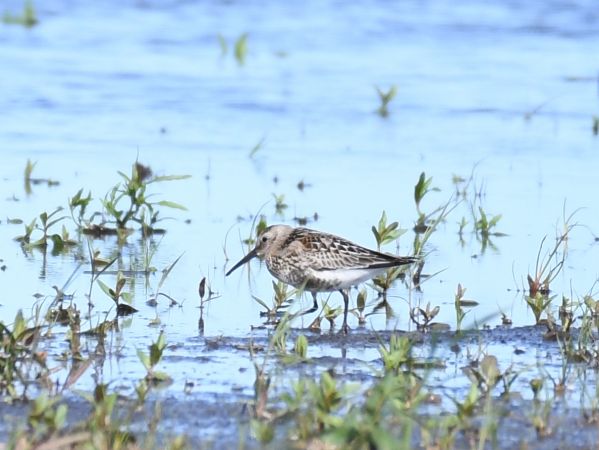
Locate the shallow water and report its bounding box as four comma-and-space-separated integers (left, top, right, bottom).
1, 0, 599, 438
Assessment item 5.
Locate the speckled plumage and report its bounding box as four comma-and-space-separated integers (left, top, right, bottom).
226, 224, 418, 333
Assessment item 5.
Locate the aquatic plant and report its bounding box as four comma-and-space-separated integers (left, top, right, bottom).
137, 331, 171, 385
234, 33, 248, 65
473, 206, 503, 239
272, 193, 288, 215
371, 210, 406, 251
375, 85, 397, 117
249, 135, 266, 158
216, 33, 228, 56
524, 214, 573, 324
14, 207, 70, 253
378, 334, 413, 375
252, 280, 296, 323
454, 283, 468, 333
409, 302, 440, 332
97, 271, 138, 316
101, 162, 189, 238
293, 334, 309, 360
369, 211, 414, 297
0, 310, 49, 400
2, 1, 37, 28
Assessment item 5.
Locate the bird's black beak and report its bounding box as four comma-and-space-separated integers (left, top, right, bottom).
226, 247, 258, 276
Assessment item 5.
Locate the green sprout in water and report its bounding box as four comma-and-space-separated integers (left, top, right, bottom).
371, 210, 405, 251
23, 159, 59, 195
378, 334, 413, 375
100, 161, 189, 239
409, 302, 440, 332
252, 280, 296, 323
474, 206, 503, 239
3, 0, 38, 27
524, 218, 572, 324
454, 283, 477, 334
249, 135, 266, 158
97, 271, 138, 317
137, 331, 171, 386
414, 171, 441, 233
217, 33, 228, 56
273, 193, 288, 215
375, 84, 397, 117
14, 207, 73, 255
234, 33, 248, 65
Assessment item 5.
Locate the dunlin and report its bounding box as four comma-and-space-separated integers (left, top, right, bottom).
226, 225, 417, 333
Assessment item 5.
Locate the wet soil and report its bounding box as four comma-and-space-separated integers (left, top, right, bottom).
1, 325, 598, 449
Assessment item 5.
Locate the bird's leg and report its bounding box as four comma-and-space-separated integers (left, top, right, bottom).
339, 288, 350, 334
297, 292, 318, 317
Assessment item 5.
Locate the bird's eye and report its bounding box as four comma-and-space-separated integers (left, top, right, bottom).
261, 236, 268, 243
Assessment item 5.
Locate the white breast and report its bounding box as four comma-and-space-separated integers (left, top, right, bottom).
309, 267, 389, 290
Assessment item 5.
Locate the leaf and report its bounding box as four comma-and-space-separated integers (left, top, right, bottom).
137, 349, 151, 371
252, 295, 271, 312
198, 277, 206, 300
156, 200, 187, 210
249, 136, 266, 158
97, 279, 115, 301
116, 170, 131, 183
217, 33, 227, 56
371, 226, 380, 244
148, 174, 192, 183
234, 32, 248, 64
414, 172, 426, 204
155, 253, 184, 296
46, 216, 67, 230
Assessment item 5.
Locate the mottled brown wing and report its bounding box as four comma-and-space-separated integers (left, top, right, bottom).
290, 228, 414, 270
